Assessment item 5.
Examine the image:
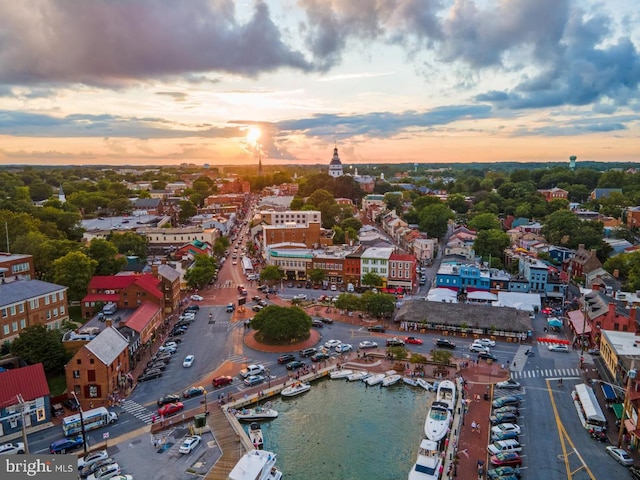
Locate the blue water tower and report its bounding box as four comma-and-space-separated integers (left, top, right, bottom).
569, 155, 577, 170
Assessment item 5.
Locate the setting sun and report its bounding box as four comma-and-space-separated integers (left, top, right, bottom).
246, 126, 261, 147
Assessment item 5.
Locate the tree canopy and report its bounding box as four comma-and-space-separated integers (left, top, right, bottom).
11, 324, 68, 375
260, 265, 284, 285
52, 251, 97, 301
184, 254, 217, 289
251, 306, 311, 343
362, 272, 383, 288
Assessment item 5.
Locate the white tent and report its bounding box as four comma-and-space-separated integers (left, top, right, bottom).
493, 292, 541, 312
426, 288, 458, 303
467, 291, 498, 301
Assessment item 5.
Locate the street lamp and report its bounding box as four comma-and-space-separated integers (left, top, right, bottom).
71, 391, 88, 455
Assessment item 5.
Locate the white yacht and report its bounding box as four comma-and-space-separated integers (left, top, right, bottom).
408, 439, 442, 480
281, 382, 311, 397
229, 449, 282, 480
329, 369, 353, 379
365, 373, 386, 386
381, 373, 402, 387
347, 371, 369, 381
416, 378, 433, 391
235, 405, 279, 421
424, 380, 456, 441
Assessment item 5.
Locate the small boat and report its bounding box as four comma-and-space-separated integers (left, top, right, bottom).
408, 439, 442, 480
235, 405, 279, 421
248, 422, 264, 449
382, 374, 402, 387
436, 380, 457, 410
416, 379, 433, 391
424, 380, 456, 441
281, 382, 311, 397
402, 377, 418, 387
329, 369, 354, 379
347, 371, 369, 381
365, 373, 386, 386
229, 449, 282, 480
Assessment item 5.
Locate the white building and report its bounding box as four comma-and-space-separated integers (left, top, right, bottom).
328, 146, 344, 178
360, 247, 394, 287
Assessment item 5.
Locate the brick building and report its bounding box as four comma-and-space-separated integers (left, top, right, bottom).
387, 252, 417, 291
537, 187, 569, 202
81, 274, 163, 319
344, 246, 364, 287
154, 264, 181, 313
65, 326, 130, 410
0, 279, 69, 343
0, 253, 35, 281
563, 244, 602, 279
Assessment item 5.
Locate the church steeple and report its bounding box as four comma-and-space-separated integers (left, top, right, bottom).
328, 145, 343, 178
58, 185, 66, 204
258, 154, 263, 177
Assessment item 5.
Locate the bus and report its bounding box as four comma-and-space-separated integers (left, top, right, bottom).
572, 383, 607, 433
62, 407, 118, 437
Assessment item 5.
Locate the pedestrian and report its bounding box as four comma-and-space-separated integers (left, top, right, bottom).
471, 420, 477, 432
152, 414, 156, 424
476, 423, 481, 434
513, 361, 517, 368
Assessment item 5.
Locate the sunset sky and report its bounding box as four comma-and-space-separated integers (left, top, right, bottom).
0, 0, 638, 166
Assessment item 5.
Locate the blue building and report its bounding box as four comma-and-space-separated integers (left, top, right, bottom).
435, 263, 490, 292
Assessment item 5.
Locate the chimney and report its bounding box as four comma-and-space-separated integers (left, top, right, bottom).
105, 319, 112, 328
152, 264, 159, 277
591, 249, 597, 257
614, 269, 619, 278
578, 244, 585, 251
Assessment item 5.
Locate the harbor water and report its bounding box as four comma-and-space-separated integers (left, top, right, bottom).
257, 378, 430, 480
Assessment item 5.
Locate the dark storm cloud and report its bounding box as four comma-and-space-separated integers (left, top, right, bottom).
276, 105, 492, 137
0, 0, 312, 86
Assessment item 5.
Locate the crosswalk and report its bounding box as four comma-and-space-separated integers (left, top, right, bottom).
120, 399, 155, 425
511, 368, 581, 379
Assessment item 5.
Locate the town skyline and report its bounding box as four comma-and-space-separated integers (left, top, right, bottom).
0, 0, 638, 166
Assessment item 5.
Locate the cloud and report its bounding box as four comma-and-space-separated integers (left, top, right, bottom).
155, 92, 188, 102
0, 0, 313, 86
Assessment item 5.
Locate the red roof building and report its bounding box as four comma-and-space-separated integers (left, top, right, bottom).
82, 274, 163, 319
122, 302, 163, 345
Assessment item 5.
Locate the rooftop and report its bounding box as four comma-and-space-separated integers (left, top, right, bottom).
0, 279, 66, 307
0, 363, 50, 406
361, 247, 395, 260
85, 327, 129, 366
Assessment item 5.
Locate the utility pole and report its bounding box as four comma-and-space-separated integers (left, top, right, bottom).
71, 391, 89, 455
16, 395, 29, 454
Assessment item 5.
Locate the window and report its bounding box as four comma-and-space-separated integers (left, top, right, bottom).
89, 358, 95, 365
73, 370, 80, 379
10, 306, 16, 315
18, 304, 24, 313
12, 321, 18, 332
3, 325, 9, 335
87, 370, 96, 382
53, 308, 58, 317
58, 292, 64, 301
1, 309, 6, 318
76, 359, 82, 365
60, 306, 65, 315
20, 319, 25, 329
46, 311, 51, 320
44, 295, 50, 305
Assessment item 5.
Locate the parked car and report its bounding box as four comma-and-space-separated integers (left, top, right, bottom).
226, 303, 235, 313
311, 319, 324, 328
244, 375, 265, 387
158, 345, 177, 355
435, 338, 456, 349
492, 396, 521, 408
496, 379, 521, 390
358, 340, 378, 349
336, 343, 353, 353
212, 376, 233, 388
190, 294, 204, 301
239, 364, 265, 378
367, 325, 385, 333
311, 352, 330, 362
386, 338, 405, 347
184, 305, 199, 312
490, 412, 519, 425
605, 446, 634, 466
491, 423, 521, 436
146, 361, 167, 371
487, 466, 521, 479
278, 354, 296, 364
493, 406, 520, 416
286, 361, 306, 370
183, 355, 195, 368
80, 458, 117, 478
548, 344, 569, 353
299, 347, 318, 357
469, 343, 490, 353
179, 435, 202, 454
404, 337, 423, 345
479, 352, 499, 361
489, 452, 522, 467
324, 339, 342, 348
86, 462, 121, 480
50, 436, 84, 454
183, 386, 206, 398
476, 338, 496, 347
138, 370, 162, 382
157, 395, 181, 407
321, 317, 334, 324
165, 337, 182, 344
0, 441, 25, 455
251, 295, 261, 302
169, 328, 186, 336
491, 430, 520, 442
158, 402, 184, 417
292, 294, 307, 301
62, 398, 80, 411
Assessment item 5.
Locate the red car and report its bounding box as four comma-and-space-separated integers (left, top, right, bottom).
404, 337, 423, 345
158, 402, 184, 417
212, 376, 233, 388
490, 452, 522, 467
541, 307, 553, 315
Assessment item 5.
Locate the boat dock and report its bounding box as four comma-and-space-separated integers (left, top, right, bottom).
204, 366, 335, 479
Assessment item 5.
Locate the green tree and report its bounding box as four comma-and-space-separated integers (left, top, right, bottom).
361, 291, 396, 318
334, 293, 362, 312
418, 203, 453, 239
308, 268, 326, 285
213, 236, 230, 257
52, 251, 98, 301
179, 200, 198, 223
184, 254, 217, 289
447, 194, 469, 214
384, 192, 403, 212
362, 272, 383, 288
468, 213, 502, 231
474, 229, 510, 267
108, 197, 133, 215
86, 238, 126, 275
260, 265, 284, 286
542, 210, 582, 246
28, 180, 54, 202
10, 325, 68, 375
110, 231, 148, 259
251, 305, 311, 343
340, 217, 362, 232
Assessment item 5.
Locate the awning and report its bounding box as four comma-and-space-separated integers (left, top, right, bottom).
612, 403, 624, 419
625, 419, 637, 435
547, 317, 563, 328
569, 315, 591, 335
601, 384, 618, 402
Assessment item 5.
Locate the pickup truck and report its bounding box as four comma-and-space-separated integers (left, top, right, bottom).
239, 364, 265, 379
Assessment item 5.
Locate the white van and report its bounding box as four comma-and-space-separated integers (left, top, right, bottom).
487, 439, 522, 455
347, 283, 354, 293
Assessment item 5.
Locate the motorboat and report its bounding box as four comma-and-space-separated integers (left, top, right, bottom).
424, 380, 456, 441
281, 382, 311, 397
235, 404, 279, 421
365, 373, 386, 386
248, 422, 264, 450
382, 374, 402, 387
408, 439, 442, 480
402, 377, 418, 387
436, 380, 457, 410
229, 449, 282, 480
347, 371, 369, 381
329, 369, 354, 379
423, 401, 451, 441
416, 379, 433, 391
